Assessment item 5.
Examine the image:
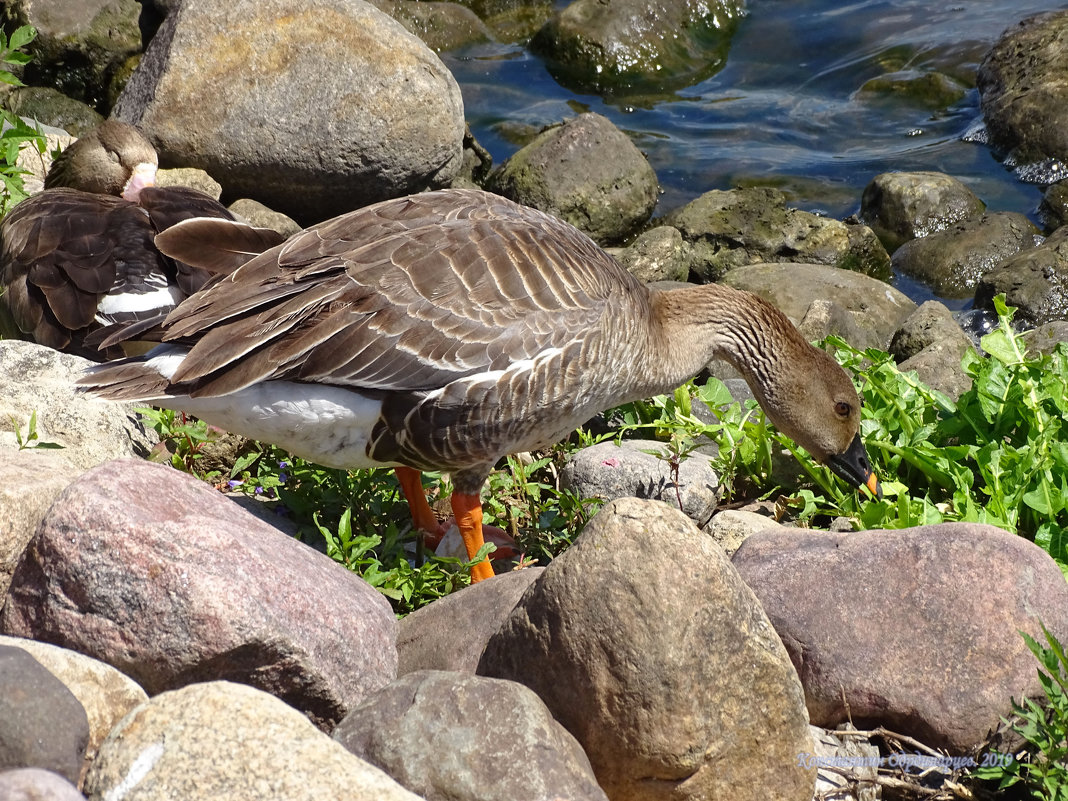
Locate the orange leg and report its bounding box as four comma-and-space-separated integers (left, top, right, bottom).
395, 467, 443, 547
451, 492, 495, 583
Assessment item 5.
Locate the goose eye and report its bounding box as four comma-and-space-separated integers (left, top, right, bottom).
834, 401, 852, 417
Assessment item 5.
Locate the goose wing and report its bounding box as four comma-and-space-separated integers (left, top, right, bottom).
0, 189, 155, 348
151, 189, 644, 398
138, 186, 282, 294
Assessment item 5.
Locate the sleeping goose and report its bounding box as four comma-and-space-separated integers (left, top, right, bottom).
79, 188, 880, 582
0, 119, 283, 360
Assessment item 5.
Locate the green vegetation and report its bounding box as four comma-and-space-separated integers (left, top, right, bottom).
973, 625, 1068, 800
619, 294, 1068, 574
0, 25, 47, 217
8, 410, 62, 450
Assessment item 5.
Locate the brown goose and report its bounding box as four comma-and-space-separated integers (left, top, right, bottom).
0, 120, 283, 359
79, 188, 880, 582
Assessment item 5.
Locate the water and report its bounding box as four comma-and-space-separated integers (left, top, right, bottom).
441, 0, 1068, 306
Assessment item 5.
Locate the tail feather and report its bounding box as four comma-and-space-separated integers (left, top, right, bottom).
155, 217, 286, 275
78, 355, 174, 402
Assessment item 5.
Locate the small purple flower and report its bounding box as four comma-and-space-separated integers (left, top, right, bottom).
278, 461, 288, 469
227, 479, 243, 490
278, 472, 288, 483
254, 486, 264, 495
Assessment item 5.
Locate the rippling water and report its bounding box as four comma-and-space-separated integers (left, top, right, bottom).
442, 0, 1068, 305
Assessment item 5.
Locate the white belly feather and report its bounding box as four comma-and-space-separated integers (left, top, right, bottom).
142, 348, 390, 470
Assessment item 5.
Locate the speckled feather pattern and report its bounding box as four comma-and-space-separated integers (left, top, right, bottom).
81, 189, 867, 493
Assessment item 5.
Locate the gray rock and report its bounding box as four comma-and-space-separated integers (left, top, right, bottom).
1040, 182, 1068, 230
0, 635, 147, 767
898, 341, 974, 401
0, 341, 158, 470
377, 0, 495, 52
228, 198, 302, 239
706, 509, 784, 556
155, 166, 223, 199
891, 212, 1040, 298
560, 439, 721, 528
0, 459, 397, 730
975, 225, 1068, 327
732, 523, 1068, 753
2, 87, 104, 137
721, 263, 916, 350
398, 568, 542, 675
0, 450, 81, 599
0, 768, 86, 801
532, 0, 744, 94
606, 225, 688, 283
4, 0, 142, 113
860, 171, 986, 252
489, 112, 658, 245
978, 10, 1068, 165
890, 301, 975, 400
335, 670, 608, 801
889, 300, 972, 360
83, 681, 423, 801
113, 0, 465, 224
1024, 320, 1068, 355
0, 646, 89, 784
479, 497, 815, 801
667, 187, 891, 282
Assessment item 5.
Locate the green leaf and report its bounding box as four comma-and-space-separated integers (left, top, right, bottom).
7, 25, 37, 52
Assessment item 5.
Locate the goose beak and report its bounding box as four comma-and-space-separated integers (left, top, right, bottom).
827, 432, 881, 499
123, 161, 158, 202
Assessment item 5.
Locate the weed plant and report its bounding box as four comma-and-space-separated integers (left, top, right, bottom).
0, 25, 47, 216
973, 624, 1068, 800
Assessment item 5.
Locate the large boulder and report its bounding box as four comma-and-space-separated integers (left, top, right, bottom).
974, 225, 1068, 327
733, 524, 1068, 753
890, 212, 1040, 298
397, 569, 542, 675
0, 340, 157, 469
978, 10, 1068, 165
3, 0, 142, 113
479, 497, 815, 801
113, 0, 466, 224
860, 171, 985, 252
0, 459, 397, 730
0, 635, 147, 767
532, 0, 744, 94
83, 681, 423, 801
335, 670, 608, 801
721, 262, 916, 350
0, 646, 89, 785
489, 113, 659, 245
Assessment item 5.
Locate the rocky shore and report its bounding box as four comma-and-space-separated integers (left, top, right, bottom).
2, 1, 1068, 799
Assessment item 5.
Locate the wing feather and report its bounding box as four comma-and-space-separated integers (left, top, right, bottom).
102, 189, 642, 397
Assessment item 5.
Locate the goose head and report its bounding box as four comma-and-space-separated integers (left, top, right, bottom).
653, 282, 880, 497
752, 341, 879, 497
45, 120, 159, 201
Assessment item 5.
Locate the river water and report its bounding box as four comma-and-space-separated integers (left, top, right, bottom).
441, 0, 1068, 307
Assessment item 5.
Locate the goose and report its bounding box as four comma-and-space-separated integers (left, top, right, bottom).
0, 120, 283, 360
79, 188, 880, 582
